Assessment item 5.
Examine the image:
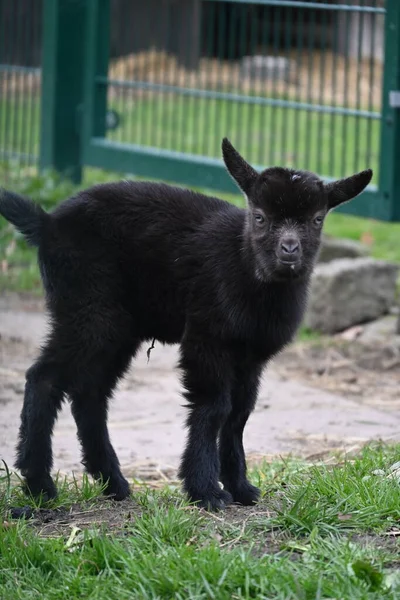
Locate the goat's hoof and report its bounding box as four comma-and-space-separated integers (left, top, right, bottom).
23, 475, 58, 502
229, 482, 260, 506
191, 488, 233, 512
105, 474, 131, 501
9, 505, 34, 520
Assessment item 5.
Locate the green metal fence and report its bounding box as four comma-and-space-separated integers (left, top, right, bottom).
0, 0, 42, 167
2, 0, 400, 221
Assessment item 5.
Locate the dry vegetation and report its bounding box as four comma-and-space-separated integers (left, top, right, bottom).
1, 49, 382, 112
108, 49, 382, 110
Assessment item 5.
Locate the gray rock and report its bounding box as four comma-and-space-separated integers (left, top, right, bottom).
357, 315, 400, 344
317, 235, 369, 263
240, 55, 295, 83
305, 258, 399, 334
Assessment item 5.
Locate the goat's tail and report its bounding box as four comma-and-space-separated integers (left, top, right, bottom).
0, 189, 50, 247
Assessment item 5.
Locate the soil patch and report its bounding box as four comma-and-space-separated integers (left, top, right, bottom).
275, 336, 400, 412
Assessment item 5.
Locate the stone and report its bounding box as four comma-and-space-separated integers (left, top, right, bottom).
240, 55, 295, 83
305, 258, 399, 334
317, 235, 369, 263
371, 469, 385, 476
356, 315, 400, 345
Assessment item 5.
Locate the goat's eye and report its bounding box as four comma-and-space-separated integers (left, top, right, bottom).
313, 215, 324, 226
254, 213, 265, 225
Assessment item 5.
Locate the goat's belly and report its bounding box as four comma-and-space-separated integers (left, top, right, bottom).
153, 319, 185, 345
134, 303, 186, 344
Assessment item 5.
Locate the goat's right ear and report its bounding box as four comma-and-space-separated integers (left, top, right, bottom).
222, 138, 258, 195
324, 169, 373, 210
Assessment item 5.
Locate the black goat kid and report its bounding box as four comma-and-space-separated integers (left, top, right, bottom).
0, 139, 372, 510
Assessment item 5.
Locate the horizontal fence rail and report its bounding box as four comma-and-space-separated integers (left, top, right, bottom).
97, 77, 382, 120
203, 1, 385, 13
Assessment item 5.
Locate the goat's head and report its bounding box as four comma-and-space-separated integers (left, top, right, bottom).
222, 138, 372, 282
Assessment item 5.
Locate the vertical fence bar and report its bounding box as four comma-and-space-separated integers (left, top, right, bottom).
134, 5, 147, 147
379, 0, 400, 221
207, 3, 222, 156
19, 0, 28, 162
27, 1, 41, 164
269, 4, 281, 166
316, 7, 327, 175
329, 9, 338, 177
222, 2, 237, 149
200, 2, 216, 155
304, 7, 316, 171
353, 0, 364, 173
245, 5, 257, 164
257, 5, 270, 166
0, 2, 4, 164
40, 0, 88, 182
85, 0, 109, 141
2, 2, 12, 162
293, 6, 304, 168
236, 4, 248, 155
340, 9, 351, 178
281, 4, 292, 167
10, 0, 18, 159
214, 3, 227, 158
366, 0, 377, 171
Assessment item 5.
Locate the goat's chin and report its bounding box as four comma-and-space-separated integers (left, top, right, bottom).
274, 267, 306, 282
255, 261, 308, 283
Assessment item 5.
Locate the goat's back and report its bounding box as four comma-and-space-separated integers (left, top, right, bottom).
39, 181, 246, 344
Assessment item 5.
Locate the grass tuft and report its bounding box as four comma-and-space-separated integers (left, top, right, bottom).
1, 444, 400, 599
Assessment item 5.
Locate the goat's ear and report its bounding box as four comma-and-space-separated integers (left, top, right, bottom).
222, 138, 258, 195
325, 169, 373, 210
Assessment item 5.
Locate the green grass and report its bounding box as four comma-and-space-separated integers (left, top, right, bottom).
107, 95, 380, 179
0, 93, 379, 180
323, 214, 400, 264
1, 443, 400, 599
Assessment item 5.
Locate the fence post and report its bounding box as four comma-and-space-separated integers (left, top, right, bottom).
82, 0, 110, 143
40, 0, 87, 183
379, 0, 400, 221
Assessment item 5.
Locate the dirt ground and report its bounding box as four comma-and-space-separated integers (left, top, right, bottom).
1, 292, 400, 485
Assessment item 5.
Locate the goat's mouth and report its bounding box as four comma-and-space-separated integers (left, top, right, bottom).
278, 258, 301, 270
279, 259, 300, 267
274, 259, 304, 280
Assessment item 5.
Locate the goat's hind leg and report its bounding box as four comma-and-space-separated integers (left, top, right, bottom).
69, 341, 138, 501
15, 356, 65, 501
70, 381, 130, 501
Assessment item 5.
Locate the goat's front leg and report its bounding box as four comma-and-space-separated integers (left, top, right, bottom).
178, 337, 233, 511
219, 361, 263, 505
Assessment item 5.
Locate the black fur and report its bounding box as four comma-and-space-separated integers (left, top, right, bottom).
0, 190, 48, 246
0, 139, 372, 509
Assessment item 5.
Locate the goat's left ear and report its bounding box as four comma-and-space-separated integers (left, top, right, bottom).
324, 169, 373, 210
222, 137, 258, 195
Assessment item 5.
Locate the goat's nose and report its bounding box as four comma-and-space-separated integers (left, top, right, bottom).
281, 238, 300, 256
